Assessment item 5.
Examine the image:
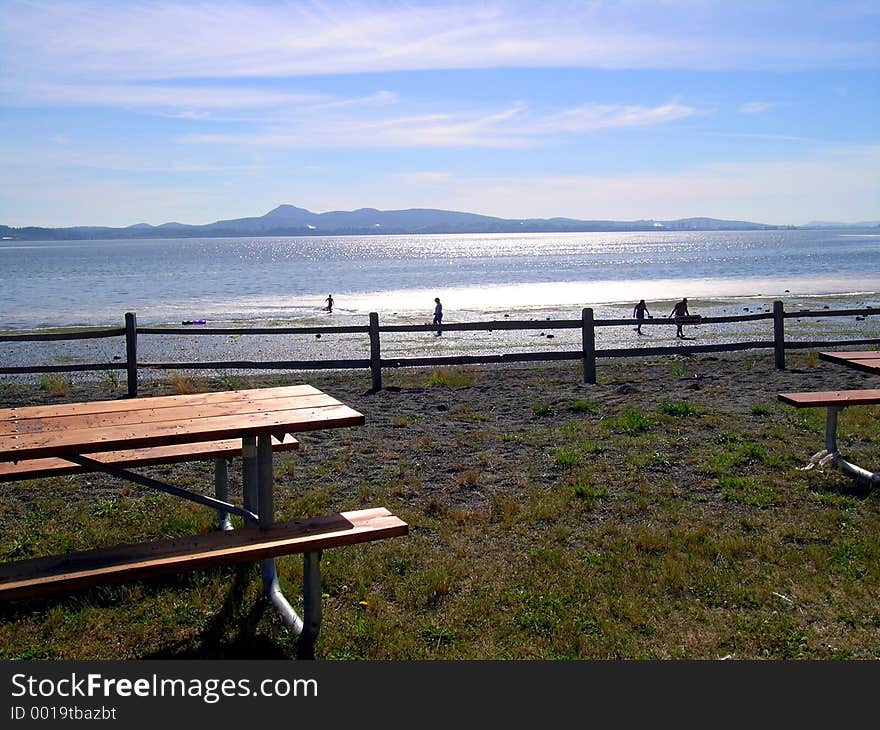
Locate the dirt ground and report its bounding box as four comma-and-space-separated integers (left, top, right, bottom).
5, 349, 873, 515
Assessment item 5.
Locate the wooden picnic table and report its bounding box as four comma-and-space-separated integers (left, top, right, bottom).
0, 384, 406, 658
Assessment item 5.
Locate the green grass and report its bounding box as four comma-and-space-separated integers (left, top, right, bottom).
38, 373, 71, 397
426, 368, 476, 387
569, 399, 599, 414
608, 408, 656, 433
532, 403, 556, 417
659, 401, 701, 417
3, 360, 880, 661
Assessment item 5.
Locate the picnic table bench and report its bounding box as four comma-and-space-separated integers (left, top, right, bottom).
778, 351, 880, 487
0, 384, 408, 658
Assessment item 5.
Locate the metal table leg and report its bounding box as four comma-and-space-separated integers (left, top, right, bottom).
241, 435, 324, 656
213, 458, 233, 531
255, 434, 304, 632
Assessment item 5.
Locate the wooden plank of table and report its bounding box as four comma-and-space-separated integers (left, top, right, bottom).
0, 384, 322, 422
0, 404, 365, 462
0, 392, 342, 435
0, 508, 408, 600
0, 434, 300, 481
778, 389, 880, 407
819, 351, 880, 361
819, 351, 880, 375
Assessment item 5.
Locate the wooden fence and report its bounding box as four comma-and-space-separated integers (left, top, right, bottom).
2, 302, 879, 396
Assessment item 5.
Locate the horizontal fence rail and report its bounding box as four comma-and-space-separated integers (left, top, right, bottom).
1, 303, 879, 395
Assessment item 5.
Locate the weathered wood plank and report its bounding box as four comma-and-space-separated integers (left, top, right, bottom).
0, 434, 299, 482
0, 384, 322, 422
0, 329, 125, 343
1, 393, 340, 435
140, 359, 370, 371
819, 351, 880, 375
777, 390, 880, 408
0, 404, 364, 462
0, 507, 408, 600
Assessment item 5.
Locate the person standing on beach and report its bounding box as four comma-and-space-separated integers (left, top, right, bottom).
669, 297, 690, 338
633, 299, 651, 335
433, 297, 443, 336
324, 294, 334, 313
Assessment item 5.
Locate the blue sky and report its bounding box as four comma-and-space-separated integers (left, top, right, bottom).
0, 0, 878, 228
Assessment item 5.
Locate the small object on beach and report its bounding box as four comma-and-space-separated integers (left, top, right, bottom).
546, 334, 554, 339
743, 308, 749, 312
785, 289, 790, 293
181, 319, 206, 325
823, 305, 829, 309
504, 314, 509, 318
316, 333, 321, 338
112, 355, 121, 360
856, 316, 865, 321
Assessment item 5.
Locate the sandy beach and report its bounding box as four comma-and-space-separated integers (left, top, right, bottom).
2, 291, 880, 384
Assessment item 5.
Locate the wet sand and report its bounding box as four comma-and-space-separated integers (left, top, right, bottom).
1, 292, 879, 384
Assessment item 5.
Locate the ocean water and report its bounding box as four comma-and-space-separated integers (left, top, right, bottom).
2, 229, 880, 374
2, 229, 880, 331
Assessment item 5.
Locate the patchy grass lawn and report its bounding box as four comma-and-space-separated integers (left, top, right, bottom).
1, 354, 879, 660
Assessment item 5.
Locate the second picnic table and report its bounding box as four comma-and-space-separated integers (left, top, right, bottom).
778, 350, 880, 487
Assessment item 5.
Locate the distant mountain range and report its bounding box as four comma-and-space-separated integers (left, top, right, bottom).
1, 204, 876, 240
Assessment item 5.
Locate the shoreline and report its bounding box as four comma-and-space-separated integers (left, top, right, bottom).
1, 290, 879, 384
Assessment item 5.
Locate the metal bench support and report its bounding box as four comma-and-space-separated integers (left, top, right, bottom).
804, 406, 880, 486
823, 406, 880, 486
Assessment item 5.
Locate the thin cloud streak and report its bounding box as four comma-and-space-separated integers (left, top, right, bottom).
178, 101, 701, 149
739, 101, 773, 114
1, 0, 877, 99
5, 82, 327, 111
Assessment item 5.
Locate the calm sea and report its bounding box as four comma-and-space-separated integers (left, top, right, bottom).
2, 229, 880, 330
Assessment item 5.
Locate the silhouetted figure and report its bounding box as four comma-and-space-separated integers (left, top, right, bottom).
669, 297, 690, 338
633, 299, 651, 334
433, 297, 443, 336
324, 294, 334, 313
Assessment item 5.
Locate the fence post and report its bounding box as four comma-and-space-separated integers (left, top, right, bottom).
369, 312, 382, 391
124, 311, 138, 397
773, 300, 785, 370
582, 307, 596, 384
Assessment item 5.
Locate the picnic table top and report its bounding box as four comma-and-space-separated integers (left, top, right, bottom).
0, 384, 364, 463
819, 350, 880, 375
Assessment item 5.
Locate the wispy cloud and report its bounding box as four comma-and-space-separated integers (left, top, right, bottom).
703, 131, 809, 142
739, 101, 773, 114
1, 0, 877, 103
5, 82, 327, 112
179, 100, 700, 149
538, 103, 701, 133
